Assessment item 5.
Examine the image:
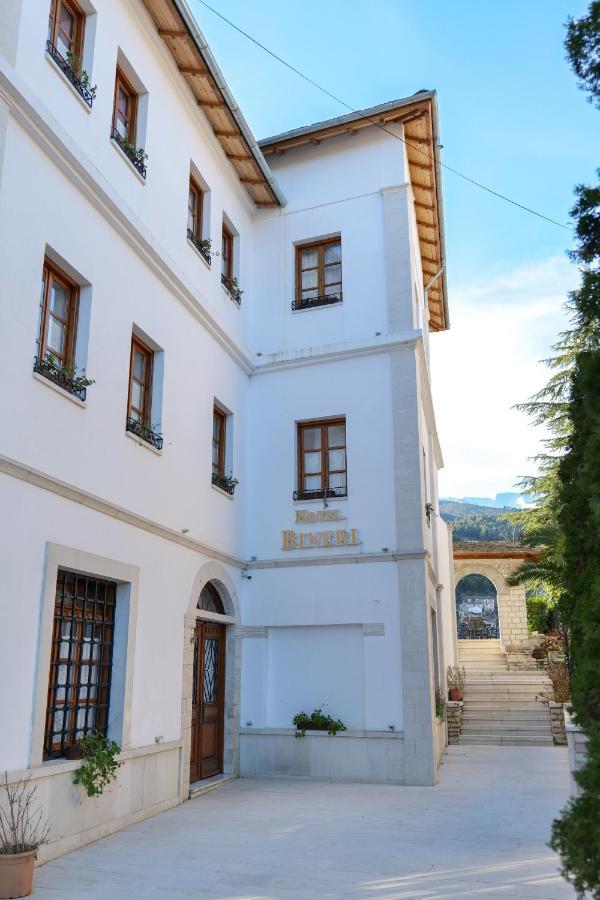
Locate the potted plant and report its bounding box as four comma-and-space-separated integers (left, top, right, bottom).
292, 708, 346, 737
0, 773, 50, 899
447, 665, 466, 701
435, 689, 447, 721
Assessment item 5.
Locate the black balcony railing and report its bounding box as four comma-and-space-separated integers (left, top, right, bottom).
293, 487, 347, 502
46, 41, 96, 107
33, 355, 89, 401
126, 416, 163, 450
292, 292, 343, 312
221, 274, 242, 306
110, 127, 147, 179
187, 228, 212, 265
212, 472, 238, 495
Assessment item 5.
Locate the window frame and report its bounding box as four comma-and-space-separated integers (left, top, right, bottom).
188, 178, 204, 243
44, 569, 116, 760
48, 0, 85, 61
127, 335, 153, 427
113, 67, 138, 144
37, 258, 80, 369
296, 416, 347, 500
212, 407, 227, 477
295, 237, 342, 308
221, 224, 233, 282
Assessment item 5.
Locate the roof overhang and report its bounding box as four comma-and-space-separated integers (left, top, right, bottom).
259, 92, 449, 331
140, 0, 284, 208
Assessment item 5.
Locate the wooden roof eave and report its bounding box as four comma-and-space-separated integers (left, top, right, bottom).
140, 0, 284, 209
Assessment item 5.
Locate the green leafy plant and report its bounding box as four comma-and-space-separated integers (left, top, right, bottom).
65, 51, 97, 99
446, 665, 466, 692
222, 274, 243, 303
0, 772, 50, 853
43, 352, 95, 393
527, 596, 550, 634
293, 708, 346, 737
435, 689, 447, 721
73, 732, 122, 798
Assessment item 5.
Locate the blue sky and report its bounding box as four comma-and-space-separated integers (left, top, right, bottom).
191, 0, 598, 498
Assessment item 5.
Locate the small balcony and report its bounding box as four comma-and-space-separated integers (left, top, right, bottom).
46, 41, 96, 108
110, 127, 147, 179
212, 472, 238, 495
221, 274, 242, 306
187, 229, 212, 265
33, 355, 90, 401
293, 487, 347, 502
292, 292, 343, 312
126, 416, 163, 450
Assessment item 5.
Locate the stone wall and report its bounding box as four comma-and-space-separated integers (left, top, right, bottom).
447, 701, 463, 744
453, 559, 529, 649
549, 702, 567, 745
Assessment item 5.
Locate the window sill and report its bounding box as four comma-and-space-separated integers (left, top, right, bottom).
211, 483, 234, 500
110, 137, 147, 184
292, 300, 343, 314
125, 428, 162, 456
45, 51, 93, 114
293, 495, 348, 505
187, 237, 212, 271
33, 371, 87, 408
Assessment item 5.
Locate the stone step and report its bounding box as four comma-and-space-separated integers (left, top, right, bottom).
463, 693, 547, 703
462, 711, 550, 723
462, 665, 509, 673
459, 734, 555, 746
462, 723, 551, 734
462, 700, 546, 710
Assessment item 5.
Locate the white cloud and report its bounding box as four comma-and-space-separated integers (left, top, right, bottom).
430, 255, 578, 499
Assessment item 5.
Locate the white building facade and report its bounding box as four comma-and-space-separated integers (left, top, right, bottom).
0, 0, 455, 862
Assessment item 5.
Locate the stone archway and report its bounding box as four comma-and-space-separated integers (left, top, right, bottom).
455, 573, 499, 639
180, 563, 241, 799
452, 544, 536, 649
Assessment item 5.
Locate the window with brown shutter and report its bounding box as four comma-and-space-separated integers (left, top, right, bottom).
112, 67, 137, 144
127, 336, 153, 426
187, 178, 203, 243
47, 0, 84, 61
294, 237, 342, 310
212, 407, 226, 477
37, 259, 79, 370
221, 225, 233, 283
296, 418, 347, 501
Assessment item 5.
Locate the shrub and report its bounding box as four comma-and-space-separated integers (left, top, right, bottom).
435, 690, 447, 721
527, 596, 549, 634
292, 708, 346, 737
447, 665, 466, 691
0, 772, 50, 853
73, 731, 122, 798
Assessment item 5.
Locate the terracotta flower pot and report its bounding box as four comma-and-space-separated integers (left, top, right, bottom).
0, 850, 36, 899
449, 689, 463, 702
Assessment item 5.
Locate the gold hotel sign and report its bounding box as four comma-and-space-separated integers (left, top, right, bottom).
282, 509, 360, 550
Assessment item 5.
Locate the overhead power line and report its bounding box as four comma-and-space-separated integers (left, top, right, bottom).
195, 0, 570, 231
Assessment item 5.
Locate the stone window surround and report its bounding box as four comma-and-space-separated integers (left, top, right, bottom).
180, 562, 241, 802
31, 543, 139, 769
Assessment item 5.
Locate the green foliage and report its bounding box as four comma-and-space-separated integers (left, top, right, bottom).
565, 0, 600, 106
435, 690, 447, 721
44, 352, 95, 392
527, 596, 550, 634
446, 665, 466, 691
456, 573, 496, 598
65, 51, 97, 99
73, 731, 122, 798
449, 512, 522, 542
292, 708, 346, 737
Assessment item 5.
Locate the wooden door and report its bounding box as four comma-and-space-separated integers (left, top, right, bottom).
190, 621, 225, 782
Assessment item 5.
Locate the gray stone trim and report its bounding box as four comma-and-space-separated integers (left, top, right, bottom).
240, 626, 268, 638
247, 550, 427, 570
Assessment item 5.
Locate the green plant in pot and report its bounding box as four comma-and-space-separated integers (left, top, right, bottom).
0, 773, 50, 899
292, 708, 346, 737
447, 665, 466, 701
73, 731, 122, 798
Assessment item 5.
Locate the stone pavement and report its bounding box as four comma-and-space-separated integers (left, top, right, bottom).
34, 745, 575, 899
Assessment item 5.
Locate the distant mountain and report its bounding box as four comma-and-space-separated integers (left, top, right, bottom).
443, 492, 533, 510
439, 499, 522, 543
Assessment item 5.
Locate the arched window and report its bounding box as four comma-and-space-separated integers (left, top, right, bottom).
197, 581, 225, 615
455, 574, 499, 639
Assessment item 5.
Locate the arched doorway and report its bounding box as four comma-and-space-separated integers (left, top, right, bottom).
455, 573, 499, 640
181, 565, 241, 797
190, 583, 227, 781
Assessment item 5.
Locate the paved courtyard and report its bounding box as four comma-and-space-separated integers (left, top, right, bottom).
34, 746, 575, 899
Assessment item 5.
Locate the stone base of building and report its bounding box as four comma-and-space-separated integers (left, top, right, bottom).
446, 701, 463, 744
239, 728, 407, 783
18, 742, 181, 866
549, 702, 567, 745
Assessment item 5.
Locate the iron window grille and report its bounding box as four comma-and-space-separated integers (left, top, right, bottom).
33, 354, 88, 401
187, 228, 212, 265
292, 292, 343, 312
221, 274, 242, 306
293, 487, 347, 502
110, 126, 147, 178
46, 41, 95, 107
44, 570, 116, 760
126, 416, 163, 450
212, 472, 237, 495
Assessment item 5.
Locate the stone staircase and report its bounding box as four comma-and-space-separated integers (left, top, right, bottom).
458, 639, 553, 746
